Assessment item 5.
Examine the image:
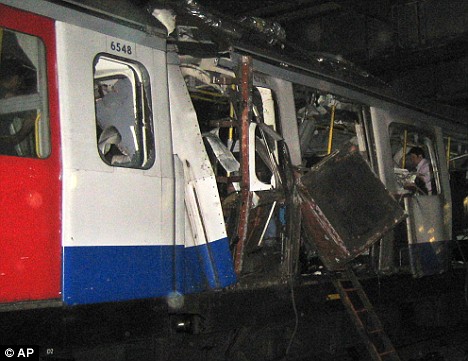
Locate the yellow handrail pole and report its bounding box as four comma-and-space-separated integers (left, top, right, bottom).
402, 130, 408, 169
327, 104, 336, 155
446, 137, 451, 169
228, 85, 235, 146
34, 113, 42, 157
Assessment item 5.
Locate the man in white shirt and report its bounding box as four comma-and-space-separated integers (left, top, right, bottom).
408, 146, 433, 194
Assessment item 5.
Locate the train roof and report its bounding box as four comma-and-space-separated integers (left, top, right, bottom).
3, 0, 468, 140
74, 0, 465, 135
45, 0, 166, 34
153, 0, 468, 133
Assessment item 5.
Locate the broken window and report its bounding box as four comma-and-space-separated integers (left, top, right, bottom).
389, 124, 452, 277
389, 123, 439, 196
293, 85, 370, 167
0, 27, 49, 158
250, 86, 281, 190
93, 55, 154, 169
184, 65, 283, 201
446, 136, 468, 172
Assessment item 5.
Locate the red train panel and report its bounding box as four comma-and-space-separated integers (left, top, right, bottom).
0, 4, 61, 302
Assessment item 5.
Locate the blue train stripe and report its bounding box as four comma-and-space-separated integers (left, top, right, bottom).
184, 237, 237, 293
63, 238, 236, 305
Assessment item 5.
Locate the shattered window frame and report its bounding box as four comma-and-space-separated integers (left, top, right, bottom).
93, 53, 155, 170
389, 122, 440, 196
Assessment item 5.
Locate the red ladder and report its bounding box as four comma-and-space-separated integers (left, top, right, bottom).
332, 267, 401, 361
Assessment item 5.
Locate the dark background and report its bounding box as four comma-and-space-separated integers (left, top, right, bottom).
152, 0, 467, 119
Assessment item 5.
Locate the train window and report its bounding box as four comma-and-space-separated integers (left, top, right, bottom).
184, 66, 281, 191
93, 54, 154, 169
250, 86, 280, 190
389, 124, 439, 195
446, 137, 468, 172
293, 85, 367, 167
0, 27, 50, 158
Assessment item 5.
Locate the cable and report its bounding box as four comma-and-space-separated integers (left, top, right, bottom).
285, 277, 299, 358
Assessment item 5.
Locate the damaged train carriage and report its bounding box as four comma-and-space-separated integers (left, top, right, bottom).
162, 1, 467, 280
176, 54, 406, 280
176, 52, 460, 280
1, 1, 468, 358
0, 0, 467, 316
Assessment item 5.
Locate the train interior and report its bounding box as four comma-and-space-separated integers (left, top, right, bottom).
168, 3, 468, 289
178, 54, 445, 284
0, 27, 49, 158
181, 58, 288, 280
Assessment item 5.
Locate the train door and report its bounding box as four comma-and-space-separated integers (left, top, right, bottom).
0, 5, 61, 303
371, 108, 451, 277
56, 21, 175, 304
176, 58, 294, 281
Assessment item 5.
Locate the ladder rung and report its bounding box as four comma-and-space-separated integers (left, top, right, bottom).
332, 268, 401, 361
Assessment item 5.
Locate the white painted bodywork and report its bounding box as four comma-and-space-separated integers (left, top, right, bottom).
167, 53, 227, 248
57, 21, 174, 247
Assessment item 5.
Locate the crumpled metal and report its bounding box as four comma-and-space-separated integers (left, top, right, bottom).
239, 16, 286, 46
149, 0, 286, 47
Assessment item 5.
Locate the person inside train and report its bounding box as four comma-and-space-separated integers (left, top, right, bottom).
406, 146, 433, 195
0, 58, 36, 155
95, 77, 137, 165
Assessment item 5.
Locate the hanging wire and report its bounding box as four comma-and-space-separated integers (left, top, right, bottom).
285, 277, 299, 358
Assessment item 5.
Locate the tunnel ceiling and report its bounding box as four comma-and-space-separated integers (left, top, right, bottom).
123, 0, 468, 117
190, 0, 468, 114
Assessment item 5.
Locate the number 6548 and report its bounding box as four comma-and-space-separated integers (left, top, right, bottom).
110, 41, 132, 55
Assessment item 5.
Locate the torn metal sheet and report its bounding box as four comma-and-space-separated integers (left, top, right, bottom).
298, 146, 406, 270
203, 129, 240, 173
150, 0, 286, 49
151, 8, 176, 35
